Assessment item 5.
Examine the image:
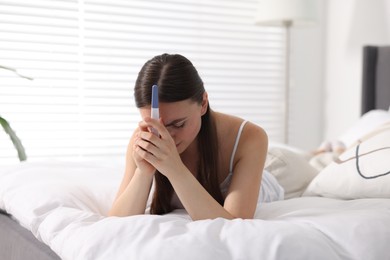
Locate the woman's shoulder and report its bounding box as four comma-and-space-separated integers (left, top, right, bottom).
239, 120, 268, 151
214, 111, 266, 134
213, 112, 268, 148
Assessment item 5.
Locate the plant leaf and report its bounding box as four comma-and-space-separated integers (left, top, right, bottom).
0, 116, 27, 161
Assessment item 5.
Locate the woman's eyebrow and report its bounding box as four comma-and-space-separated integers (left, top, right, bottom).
164, 117, 187, 127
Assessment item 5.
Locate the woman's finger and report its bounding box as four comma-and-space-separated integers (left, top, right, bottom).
138, 121, 153, 134
143, 117, 171, 139
135, 135, 158, 155
134, 143, 156, 163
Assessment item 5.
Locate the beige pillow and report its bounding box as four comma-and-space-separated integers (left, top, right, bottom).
303, 124, 390, 199
265, 147, 319, 199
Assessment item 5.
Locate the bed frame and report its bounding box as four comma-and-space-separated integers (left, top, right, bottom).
361, 45, 390, 114
1, 45, 390, 260
0, 210, 60, 260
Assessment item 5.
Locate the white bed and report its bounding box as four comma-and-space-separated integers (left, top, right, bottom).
0, 158, 389, 260
1, 108, 390, 260
1, 45, 390, 260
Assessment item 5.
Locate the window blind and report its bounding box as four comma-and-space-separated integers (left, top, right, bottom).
0, 0, 286, 164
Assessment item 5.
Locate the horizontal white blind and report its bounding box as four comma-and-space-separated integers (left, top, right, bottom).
0, 0, 286, 164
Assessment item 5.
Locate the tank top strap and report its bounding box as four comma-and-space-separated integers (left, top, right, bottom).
229, 120, 248, 173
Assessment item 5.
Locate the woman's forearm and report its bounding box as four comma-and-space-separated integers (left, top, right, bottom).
168, 169, 234, 221
108, 168, 153, 217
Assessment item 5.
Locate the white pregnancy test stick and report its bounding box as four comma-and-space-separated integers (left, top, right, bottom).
150, 84, 159, 136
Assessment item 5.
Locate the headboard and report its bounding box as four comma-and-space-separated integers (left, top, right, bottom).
361, 45, 390, 115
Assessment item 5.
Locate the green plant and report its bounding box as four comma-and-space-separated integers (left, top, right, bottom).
0, 116, 27, 161
1, 65, 31, 162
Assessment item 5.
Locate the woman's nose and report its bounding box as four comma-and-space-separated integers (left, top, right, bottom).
166, 129, 180, 147
167, 128, 176, 138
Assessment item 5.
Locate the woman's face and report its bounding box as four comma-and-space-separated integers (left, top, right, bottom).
139, 95, 208, 154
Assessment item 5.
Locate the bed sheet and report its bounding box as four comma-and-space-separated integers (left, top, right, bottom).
0, 161, 390, 260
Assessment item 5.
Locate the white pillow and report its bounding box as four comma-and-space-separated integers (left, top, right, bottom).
338, 109, 390, 147
303, 124, 390, 199
265, 147, 319, 199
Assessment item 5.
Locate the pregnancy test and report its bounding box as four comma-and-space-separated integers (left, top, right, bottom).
150, 84, 159, 136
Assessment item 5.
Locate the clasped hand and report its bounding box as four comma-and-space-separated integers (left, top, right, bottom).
133, 117, 185, 179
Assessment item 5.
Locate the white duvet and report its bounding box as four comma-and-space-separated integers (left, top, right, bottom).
1, 161, 390, 260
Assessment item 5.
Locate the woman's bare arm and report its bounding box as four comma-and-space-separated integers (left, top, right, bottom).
108, 129, 155, 217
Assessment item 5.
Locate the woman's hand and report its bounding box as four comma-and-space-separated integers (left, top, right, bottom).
134, 117, 186, 179
132, 124, 156, 176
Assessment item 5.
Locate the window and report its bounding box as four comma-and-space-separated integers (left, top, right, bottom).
0, 0, 285, 164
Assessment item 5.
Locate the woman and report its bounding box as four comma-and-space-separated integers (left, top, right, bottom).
109, 54, 283, 220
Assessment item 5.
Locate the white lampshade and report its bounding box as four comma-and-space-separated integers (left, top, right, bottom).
255, 0, 319, 26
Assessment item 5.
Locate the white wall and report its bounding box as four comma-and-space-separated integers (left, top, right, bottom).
289, 0, 390, 150
324, 0, 390, 140
288, 0, 327, 150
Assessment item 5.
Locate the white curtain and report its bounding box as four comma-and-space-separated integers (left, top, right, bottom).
0, 0, 286, 163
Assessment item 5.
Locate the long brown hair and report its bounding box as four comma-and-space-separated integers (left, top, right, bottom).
134, 54, 223, 214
